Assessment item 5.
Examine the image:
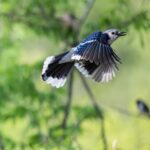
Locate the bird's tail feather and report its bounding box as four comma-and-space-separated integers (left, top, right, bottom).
41, 52, 74, 88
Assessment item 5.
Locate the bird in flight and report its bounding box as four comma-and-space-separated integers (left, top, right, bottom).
136, 99, 150, 117
41, 28, 126, 88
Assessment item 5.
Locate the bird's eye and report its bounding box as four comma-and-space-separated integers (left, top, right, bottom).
112, 32, 115, 34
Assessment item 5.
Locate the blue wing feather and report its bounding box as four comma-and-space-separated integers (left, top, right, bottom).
75, 31, 109, 54
72, 31, 121, 83
72, 31, 114, 65
74, 31, 102, 55
81, 31, 102, 43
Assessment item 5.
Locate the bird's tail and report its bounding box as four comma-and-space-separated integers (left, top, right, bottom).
41, 52, 74, 88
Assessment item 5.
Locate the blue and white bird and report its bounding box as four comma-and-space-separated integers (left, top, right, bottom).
136, 99, 150, 116
41, 28, 126, 88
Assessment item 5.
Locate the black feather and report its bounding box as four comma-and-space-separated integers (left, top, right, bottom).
42, 52, 74, 80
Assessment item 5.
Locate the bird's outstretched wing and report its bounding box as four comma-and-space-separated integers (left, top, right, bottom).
72, 31, 121, 82
72, 31, 121, 65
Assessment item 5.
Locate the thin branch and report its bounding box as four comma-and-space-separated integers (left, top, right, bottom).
79, 0, 96, 31
61, 72, 74, 129
0, 139, 4, 150
101, 121, 108, 150
60, 0, 106, 145
61, 0, 96, 130
79, 72, 103, 119
102, 103, 135, 116
78, 72, 108, 150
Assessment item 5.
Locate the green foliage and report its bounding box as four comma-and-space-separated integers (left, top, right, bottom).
0, 0, 150, 149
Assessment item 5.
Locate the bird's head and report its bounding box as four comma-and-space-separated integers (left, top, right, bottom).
103, 28, 126, 45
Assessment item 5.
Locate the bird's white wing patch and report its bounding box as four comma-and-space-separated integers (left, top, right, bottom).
42, 56, 55, 74
71, 55, 81, 60
92, 65, 117, 83
46, 77, 66, 88
42, 56, 67, 88
75, 63, 90, 77
101, 67, 116, 83
80, 39, 96, 45
71, 40, 97, 61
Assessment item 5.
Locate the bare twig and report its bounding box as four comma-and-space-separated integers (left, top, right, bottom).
0, 139, 4, 150
61, 72, 74, 129
102, 103, 135, 116
79, 0, 96, 31
78, 72, 108, 150
79, 73, 103, 119
61, 0, 96, 130
60, 1, 108, 148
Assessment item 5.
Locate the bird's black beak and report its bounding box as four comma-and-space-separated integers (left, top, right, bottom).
118, 31, 126, 36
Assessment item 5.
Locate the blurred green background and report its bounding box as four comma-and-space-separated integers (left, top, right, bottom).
0, 0, 150, 149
